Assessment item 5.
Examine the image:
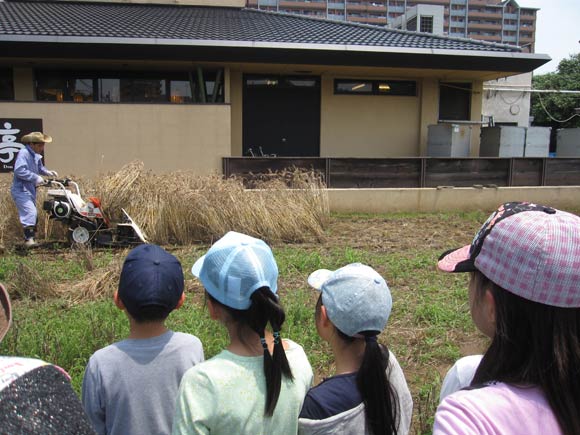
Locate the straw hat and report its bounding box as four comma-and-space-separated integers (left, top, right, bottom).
21, 132, 52, 144
0, 283, 11, 343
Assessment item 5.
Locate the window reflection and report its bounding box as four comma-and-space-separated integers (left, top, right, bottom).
170, 81, 193, 103
70, 78, 94, 102
99, 79, 120, 103
35, 69, 224, 104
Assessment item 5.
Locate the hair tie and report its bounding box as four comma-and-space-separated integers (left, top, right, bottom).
273, 331, 281, 345
365, 335, 378, 343
260, 337, 268, 350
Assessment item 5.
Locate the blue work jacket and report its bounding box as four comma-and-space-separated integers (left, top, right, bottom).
11, 145, 50, 198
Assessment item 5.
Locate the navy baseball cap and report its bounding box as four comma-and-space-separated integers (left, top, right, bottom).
118, 244, 184, 317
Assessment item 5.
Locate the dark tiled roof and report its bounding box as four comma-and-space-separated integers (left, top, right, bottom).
0, 1, 521, 53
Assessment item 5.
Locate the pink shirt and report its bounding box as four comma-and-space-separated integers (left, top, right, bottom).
433, 382, 561, 435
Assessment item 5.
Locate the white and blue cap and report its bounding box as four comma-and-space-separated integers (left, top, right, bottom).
308, 263, 392, 337
191, 231, 278, 310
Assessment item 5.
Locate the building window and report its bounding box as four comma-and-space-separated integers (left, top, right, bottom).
334, 79, 417, 96
439, 82, 471, 121
245, 75, 320, 89
420, 16, 434, 33
0, 69, 14, 101
35, 69, 224, 104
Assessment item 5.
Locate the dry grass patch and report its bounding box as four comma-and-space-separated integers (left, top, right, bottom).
7, 262, 59, 300
0, 161, 329, 247
89, 161, 329, 244
63, 260, 122, 304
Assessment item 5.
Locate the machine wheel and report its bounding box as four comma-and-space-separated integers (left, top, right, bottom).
72, 226, 90, 244
67, 222, 95, 246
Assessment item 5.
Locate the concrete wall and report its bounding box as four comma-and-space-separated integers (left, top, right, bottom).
1, 102, 231, 176
320, 75, 421, 157
470, 80, 484, 156
328, 186, 580, 213
483, 73, 532, 127
392, 5, 445, 34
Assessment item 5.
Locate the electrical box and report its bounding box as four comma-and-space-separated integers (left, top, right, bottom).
427, 124, 472, 157
524, 127, 551, 157
556, 128, 580, 157
480, 126, 525, 157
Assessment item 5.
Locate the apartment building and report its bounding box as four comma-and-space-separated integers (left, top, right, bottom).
247, 0, 537, 52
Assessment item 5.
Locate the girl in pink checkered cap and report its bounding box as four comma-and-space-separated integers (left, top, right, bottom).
434, 202, 580, 435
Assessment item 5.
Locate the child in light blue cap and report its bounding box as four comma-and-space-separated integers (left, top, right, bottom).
299, 263, 413, 435
172, 231, 314, 435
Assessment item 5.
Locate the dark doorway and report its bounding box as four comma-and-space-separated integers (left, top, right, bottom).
243, 75, 321, 157
438, 82, 472, 121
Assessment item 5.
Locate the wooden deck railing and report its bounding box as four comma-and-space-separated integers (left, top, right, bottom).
222, 157, 580, 188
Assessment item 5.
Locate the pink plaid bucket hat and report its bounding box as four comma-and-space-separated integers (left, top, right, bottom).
438, 202, 580, 308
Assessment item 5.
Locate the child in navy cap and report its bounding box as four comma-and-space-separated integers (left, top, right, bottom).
82, 244, 204, 435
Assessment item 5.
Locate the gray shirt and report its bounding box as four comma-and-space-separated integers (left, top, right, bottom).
82, 330, 204, 435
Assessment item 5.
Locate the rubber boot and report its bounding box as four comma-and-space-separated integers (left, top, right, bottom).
23, 227, 37, 247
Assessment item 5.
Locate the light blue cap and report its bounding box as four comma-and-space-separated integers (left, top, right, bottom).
308, 263, 392, 337
191, 231, 278, 310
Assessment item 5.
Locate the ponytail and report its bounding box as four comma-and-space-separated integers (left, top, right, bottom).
315, 294, 399, 434
208, 287, 293, 416
249, 287, 294, 415
356, 333, 399, 435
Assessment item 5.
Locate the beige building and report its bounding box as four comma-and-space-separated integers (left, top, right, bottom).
0, 0, 548, 177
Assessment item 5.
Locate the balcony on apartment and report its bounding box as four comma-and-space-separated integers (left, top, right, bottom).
468, 22, 501, 31
279, 0, 327, 10
345, 2, 386, 13
468, 32, 501, 42
469, 10, 502, 19
348, 14, 386, 24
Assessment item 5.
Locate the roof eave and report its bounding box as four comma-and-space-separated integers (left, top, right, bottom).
0, 37, 550, 74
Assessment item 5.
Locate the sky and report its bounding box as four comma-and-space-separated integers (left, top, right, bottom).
521, 0, 580, 75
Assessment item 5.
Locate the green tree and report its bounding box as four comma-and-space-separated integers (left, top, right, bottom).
531, 53, 580, 129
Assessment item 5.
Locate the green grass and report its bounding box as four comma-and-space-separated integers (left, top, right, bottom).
0, 212, 486, 434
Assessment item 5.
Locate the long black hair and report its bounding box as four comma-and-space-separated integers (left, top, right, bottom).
471, 271, 580, 435
316, 296, 399, 434
207, 287, 294, 416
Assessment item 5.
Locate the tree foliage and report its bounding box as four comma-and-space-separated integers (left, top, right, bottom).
531, 53, 580, 129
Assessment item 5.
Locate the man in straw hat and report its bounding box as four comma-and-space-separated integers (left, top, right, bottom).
10, 131, 59, 247
0, 283, 96, 433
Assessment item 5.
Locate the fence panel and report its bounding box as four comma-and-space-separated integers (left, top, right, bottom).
425, 158, 510, 187
328, 158, 421, 188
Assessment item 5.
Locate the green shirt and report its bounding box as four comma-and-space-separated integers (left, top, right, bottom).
172, 339, 313, 435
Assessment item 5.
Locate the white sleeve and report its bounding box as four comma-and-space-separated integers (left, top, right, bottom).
387, 351, 413, 435
439, 355, 483, 402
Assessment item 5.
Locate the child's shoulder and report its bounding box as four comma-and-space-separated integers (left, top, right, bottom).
168, 330, 203, 347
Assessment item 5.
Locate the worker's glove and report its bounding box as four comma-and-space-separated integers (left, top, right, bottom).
48, 170, 58, 177
36, 177, 45, 186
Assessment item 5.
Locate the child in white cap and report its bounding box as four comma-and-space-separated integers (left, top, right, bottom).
298, 263, 413, 435
435, 202, 580, 435
172, 231, 314, 435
